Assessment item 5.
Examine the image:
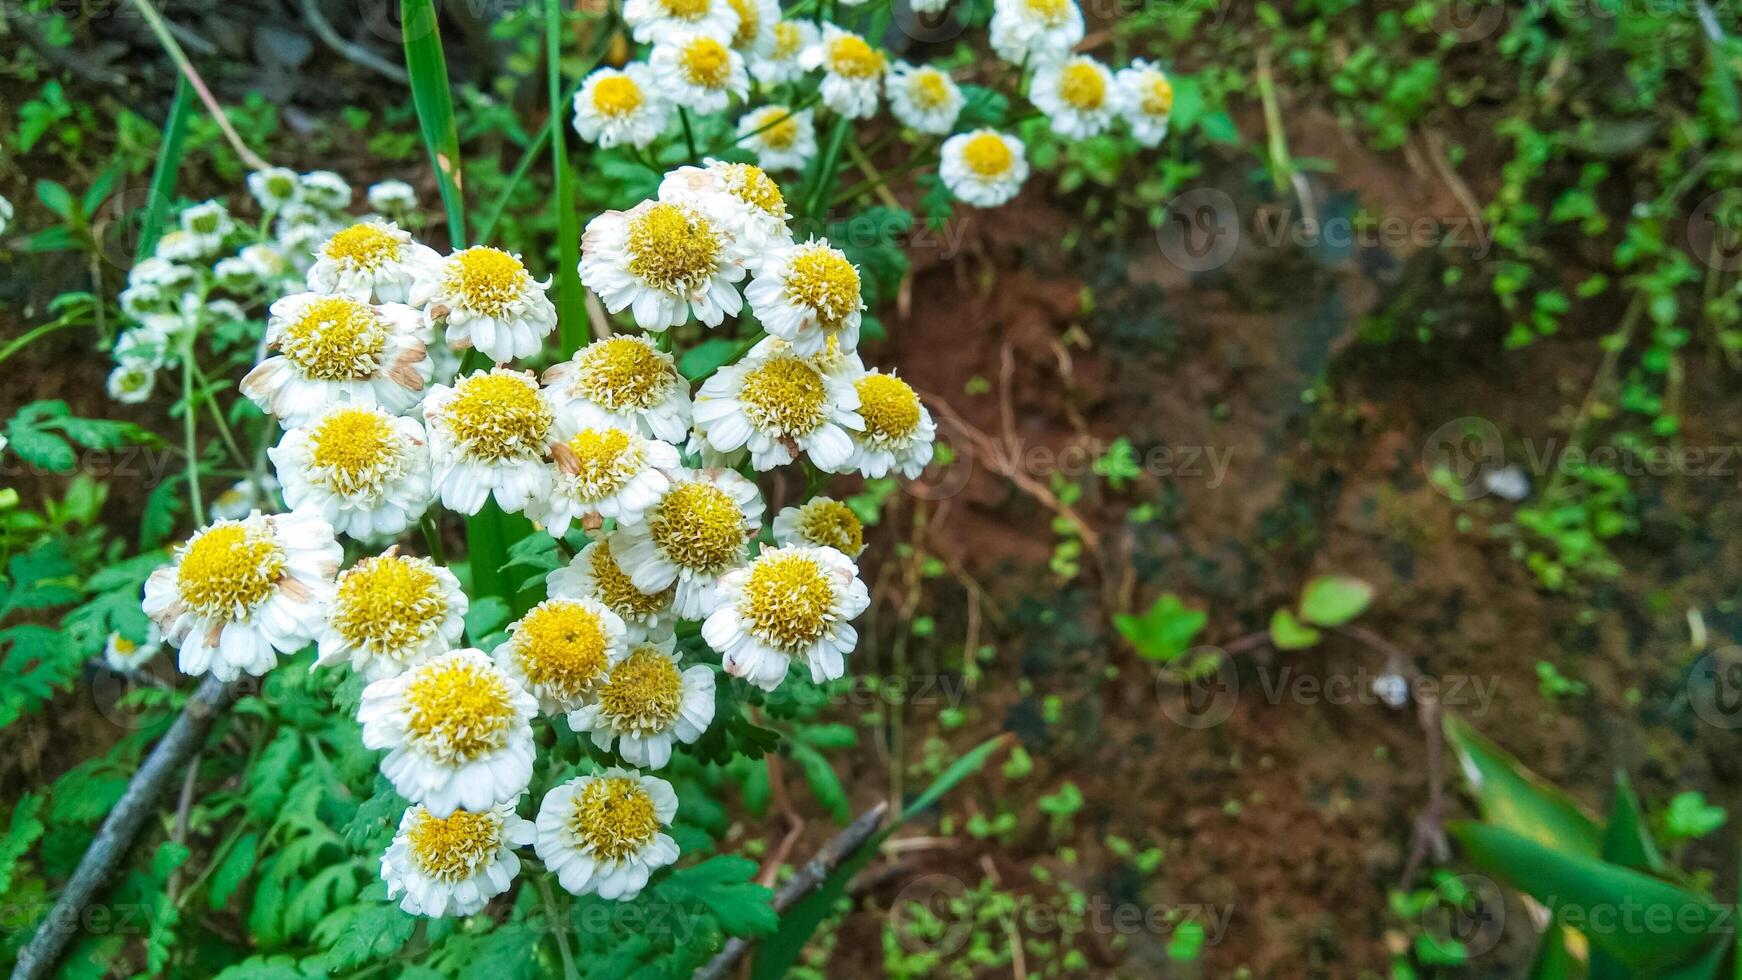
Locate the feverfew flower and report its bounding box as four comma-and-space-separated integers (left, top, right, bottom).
114, 327, 171, 369
104, 625, 162, 673
359, 647, 538, 816
241, 243, 290, 280
744, 240, 866, 355
270, 405, 434, 540
299, 170, 354, 210
535, 770, 680, 901
886, 62, 964, 135
773, 496, 866, 557
143, 510, 342, 681
413, 246, 558, 364
210, 476, 281, 522
579, 199, 747, 331
614, 468, 764, 618
548, 533, 677, 639
382, 803, 533, 917
179, 201, 235, 254
573, 64, 670, 150
107, 363, 156, 404
496, 597, 628, 715
241, 293, 432, 428
650, 33, 750, 115
988, 0, 1083, 64
693, 342, 861, 471
1031, 55, 1119, 140
308, 220, 441, 304
702, 544, 869, 690
543, 334, 693, 443
248, 168, 302, 211
422, 368, 557, 516
737, 105, 816, 173
1118, 59, 1173, 146
568, 632, 714, 769
658, 159, 794, 255
623, 0, 739, 44
367, 179, 418, 214
318, 553, 466, 681
940, 129, 1029, 208
850, 369, 936, 478
751, 19, 815, 85
801, 26, 886, 119
725, 0, 778, 57
538, 426, 681, 535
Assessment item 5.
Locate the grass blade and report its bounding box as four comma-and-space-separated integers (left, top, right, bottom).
401, 0, 466, 247
136, 77, 192, 263
546, 0, 589, 354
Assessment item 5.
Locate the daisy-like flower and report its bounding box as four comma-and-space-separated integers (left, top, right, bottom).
212, 256, 258, 291
614, 468, 764, 618
210, 476, 282, 522
750, 19, 815, 85
693, 343, 861, 471
412, 246, 558, 364
1031, 55, 1119, 140
569, 632, 714, 769
535, 769, 680, 901
368, 180, 418, 214
299, 170, 354, 211
988, 0, 1083, 65
270, 406, 433, 540
307, 220, 441, 304
241, 243, 291, 280
702, 544, 868, 689
104, 625, 162, 673
579, 199, 747, 331
850, 369, 936, 478
317, 553, 466, 681
114, 327, 171, 369
154, 229, 206, 263
801, 26, 886, 119
107, 363, 156, 404
940, 129, 1029, 208
538, 427, 680, 535
658, 159, 794, 255
745, 241, 866, 356
623, 0, 738, 44
737, 105, 816, 173
142, 511, 342, 681
241, 293, 432, 428
179, 201, 235, 254
573, 64, 670, 150
382, 803, 533, 918
543, 334, 692, 443
886, 62, 964, 135
1117, 59, 1173, 146
773, 496, 866, 557
495, 597, 627, 715
548, 533, 677, 639
360, 647, 538, 815
248, 168, 302, 211
650, 33, 750, 115
725, 0, 778, 57
422, 368, 557, 516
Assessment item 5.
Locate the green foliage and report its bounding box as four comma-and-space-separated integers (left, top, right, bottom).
1111, 593, 1207, 663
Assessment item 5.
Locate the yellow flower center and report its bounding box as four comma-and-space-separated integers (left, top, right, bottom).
679, 36, 733, 88
445, 372, 553, 463
111, 635, 138, 654
176, 523, 286, 620
592, 74, 645, 118
755, 108, 800, 150
568, 777, 661, 861
279, 297, 387, 381
798, 499, 864, 554
648, 482, 748, 572
323, 223, 400, 271
739, 355, 829, 435
660, 0, 710, 17
772, 21, 802, 59
855, 373, 922, 441
597, 647, 685, 734
910, 69, 952, 109
827, 33, 884, 79
1142, 75, 1174, 116
512, 601, 611, 702
1058, 61, 1107, 111
562, 428, 641, 496
445, 247, 529, 318
403, 657, 517, 763
1025, 0, 1068, 21
574, 336, 673, 411
406, 807, 503, 882
309, 408, 401, 495
589, 539, 673, 620
720, 162, 787, 218
785, 246, 860, 328
331, 556, 448, 656
961, 132, 1014, 178
626, 203, 723, 293
741, 552, 835, 648
728, 0, 759, 49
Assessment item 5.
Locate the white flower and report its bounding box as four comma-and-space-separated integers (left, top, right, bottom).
658, 159, 793, 256
212, 257, 258, 291
382, 803, 533, 917
940, 129, 1029, 208
155, 229, 205, 262
744, 240, 866, 355
573, 64, 670, 150
0, 194, 12, 236
579, 199, 748, 332
693, 342, 861, 471
649, 33, 750, 114
886, 62, 964, 135
751, 19, 815, 85
724, 0, 778, 56
614, 468, 763, 618
128, 256, 196, 290
623, 0, 739, 44
537, 427, 680, 535
849, 369, 936, 478
107, 362, 156, 404
800, 26, 886, 119
242, 293, 433, 428
317, 553, 466, 681
114, 328, 170, 369
210, 476, 282, 522
104, 624, 162, 673
179, 201, 235, 254
569, 632, 714, 769
988, 0, 1083, 64
143, 510, 342, 681
702, 544, 868, 690
909, 0, 950, 11
422, 368, 557, 516
411, 246, 558, 364
535, 769, 680, 901
772, 496, 866, 557
495, 597, 628, 715
270, 405, 434, 540
241, 243, 291, 280
548, 533, 677, 639
737, 105, 816, 173
1031, 55, 1119, 140
308, 220, 441, 304
543, 334, 693, 443
360, 647, 538, 816
248, 168, 303, 211
299, 170, 354, 211
367, 179, 419, 213
1117, 59, 1173, 146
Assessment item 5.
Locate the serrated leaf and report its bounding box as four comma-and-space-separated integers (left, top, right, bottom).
1297, 575, 1374, 626
208, 832, 259, 912
1112, 593, 1207, 663
0, 794, 46, 894
654, 855, 776, 938
312, 900, 417, 970
465, 596, 511, 644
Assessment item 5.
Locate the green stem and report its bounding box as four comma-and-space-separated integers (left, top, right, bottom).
547, 0, 589, 355
679, 106, 699, 161
421, 513, 447, 564
189, 361, 251, 472
0, 318, 80, 368
806, 113, 854, 220
180, 350, 204, 526
127, 0, 268, 170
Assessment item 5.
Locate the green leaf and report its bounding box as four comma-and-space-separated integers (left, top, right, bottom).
465, 596, 512, 645
1601, 772, 1668, 877
0, 794, 46, 895
789, 741, 849, 823
402, 0, 466, 245
1444, 714, 1602, 858
141, 474, 186, 550
1269, 607, 1322, 650
1662, 792, 1728, 844
312, 898, 418, 970
679, 338, 741, 381
137, 78, 193, 261
208, 832, 259, 911
1527, 924, 1579, 980
545, 0, 587, 354
36, 179, 75, 220
654, 855, 777, 938
1297, 575, 1374, 626
1112, 593, 1207, 662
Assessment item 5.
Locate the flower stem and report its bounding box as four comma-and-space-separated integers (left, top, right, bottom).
679, 107, 699, 161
